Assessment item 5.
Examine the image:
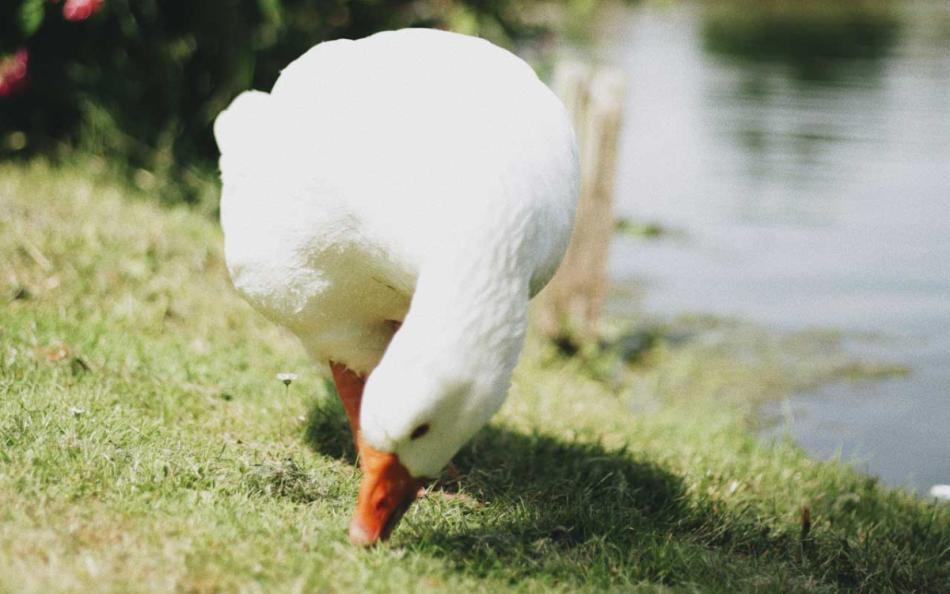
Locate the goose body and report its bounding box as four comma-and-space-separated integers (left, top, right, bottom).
215, 28, 579, 544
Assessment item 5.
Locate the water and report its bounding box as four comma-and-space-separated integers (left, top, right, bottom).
593, 2, 950, 492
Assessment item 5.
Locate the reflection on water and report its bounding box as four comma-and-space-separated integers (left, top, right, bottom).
598, 1, 950, 491
703, 3, 902, 74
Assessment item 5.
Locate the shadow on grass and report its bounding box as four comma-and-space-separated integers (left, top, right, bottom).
409, 425, 704, 584
301, 387, 950, 592
300, 389, 791, 587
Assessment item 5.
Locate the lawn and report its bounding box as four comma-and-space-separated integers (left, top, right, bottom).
1, 161, 947, 593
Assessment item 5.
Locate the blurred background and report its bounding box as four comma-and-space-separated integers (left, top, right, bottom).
2, 0, 948, 492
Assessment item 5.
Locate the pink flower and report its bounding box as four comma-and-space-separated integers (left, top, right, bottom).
63, 0, 104, 21
0, 49, 29, 98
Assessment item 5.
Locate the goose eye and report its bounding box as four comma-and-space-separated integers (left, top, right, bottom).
410, 423, 430, 440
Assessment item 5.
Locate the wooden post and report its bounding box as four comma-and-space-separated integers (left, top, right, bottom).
535, 62, 625, 344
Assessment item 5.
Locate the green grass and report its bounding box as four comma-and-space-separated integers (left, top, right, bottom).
1, 161, 948, 593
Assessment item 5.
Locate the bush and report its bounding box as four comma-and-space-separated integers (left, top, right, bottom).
0, 0, 544, 204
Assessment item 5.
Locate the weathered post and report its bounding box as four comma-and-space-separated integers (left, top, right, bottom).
536, 62, 625, 345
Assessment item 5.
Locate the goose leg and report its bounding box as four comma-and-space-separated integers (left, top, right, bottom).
329, 360, 423, 545
329, 361, 365, 450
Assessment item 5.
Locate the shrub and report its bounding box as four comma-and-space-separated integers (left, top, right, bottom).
0, 0, 544, 204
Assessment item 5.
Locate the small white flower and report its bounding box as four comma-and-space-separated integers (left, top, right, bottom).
727, 479, 740, 495
68, 406, 86, 417
276, 372, 298, 386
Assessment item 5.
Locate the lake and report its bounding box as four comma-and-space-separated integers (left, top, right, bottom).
591, 1, 950, 492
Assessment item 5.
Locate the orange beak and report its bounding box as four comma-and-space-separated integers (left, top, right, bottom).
348, 442, 424, 546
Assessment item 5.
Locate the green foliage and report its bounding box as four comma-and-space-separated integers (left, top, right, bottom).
0, 0, 544, 204
17, 0, 46, 37
2, 161, 948, 592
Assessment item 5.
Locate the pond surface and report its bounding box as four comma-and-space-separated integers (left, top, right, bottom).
594, 1, 950, 492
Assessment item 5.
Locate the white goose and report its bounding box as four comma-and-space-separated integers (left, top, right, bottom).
215, 28, 579, 545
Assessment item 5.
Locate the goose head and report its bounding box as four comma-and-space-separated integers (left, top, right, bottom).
347, 268, 528, 545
